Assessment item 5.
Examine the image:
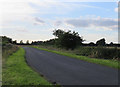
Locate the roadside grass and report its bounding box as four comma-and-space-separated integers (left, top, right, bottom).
2, 44, 18, 66
33, 46, 119, 69
2, 47, 53, 85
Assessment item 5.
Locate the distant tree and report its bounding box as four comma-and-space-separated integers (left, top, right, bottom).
44, 39, 56, 45
12, 40, 17, 44
89, 42, 95, 46
31, 41, 43, 45
31, 41, 34, 45
110, 42, 114, 46
26, 40, 29, 45
20, 40, 23, 45
53, 29, 84, 50
96, 38, 106, 46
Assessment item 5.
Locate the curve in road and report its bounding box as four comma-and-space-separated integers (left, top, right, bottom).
23, 47, 118, 85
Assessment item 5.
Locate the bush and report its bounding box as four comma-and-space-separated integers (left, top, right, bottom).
77, 47, 119, 59
76, 47, 93, 56
53, 29, 83, 50
95, 47, 118, 59
2, 44, 18, 65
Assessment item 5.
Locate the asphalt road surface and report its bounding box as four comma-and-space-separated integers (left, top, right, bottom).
23, 47, 118, 85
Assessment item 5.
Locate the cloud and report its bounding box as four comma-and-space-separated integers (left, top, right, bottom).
1, 25, 28, 32
35, 17, 45, 23
0, 0, 108, 26
65, 17, 117, 31
66, 19, 90, 27
17, 28, 28, 32
34, 17, 45, 25
54, 21, 62, 26
0, 0, 36, 24
27, 0, 106, 15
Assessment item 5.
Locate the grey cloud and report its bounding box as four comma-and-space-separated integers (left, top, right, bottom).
66, 19, 90, 27
17, 28, 28, 32
54, 21, 62, 26
65, 18, 117, 30
35, 17, 45, 24
93, 19, 117, 27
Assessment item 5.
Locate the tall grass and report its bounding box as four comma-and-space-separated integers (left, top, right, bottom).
75, 46, 120, 60
2, 44, 18, 66
2, 48, 53, 85
32, 45, 120, 60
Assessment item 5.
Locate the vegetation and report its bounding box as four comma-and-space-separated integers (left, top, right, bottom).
2, 36, 55, 86
33, 46, 119, 69
96, 38, 106, 46
2, 44, 18, 65
53, 29, 84, 50
1, 29, 120, 85
38, 45, 119, 60
2, 36, 19, 65
2, 48, 52, 85
29, 29, 119, 69
75, 46, 120, 60
2, 36, 12, 46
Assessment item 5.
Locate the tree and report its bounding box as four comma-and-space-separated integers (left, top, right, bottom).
2, 36, 12, 46
89, 42, 95, 46
12, 40, 17, 44
26, 40, 29, 45
20, 40, 23, 45
53, 29, 83, 50
53, 29, 64, 38
110, 42, 114, 46
96, 38, 106, 46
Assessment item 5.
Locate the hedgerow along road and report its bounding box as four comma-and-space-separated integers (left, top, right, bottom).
23, 47, 118, 85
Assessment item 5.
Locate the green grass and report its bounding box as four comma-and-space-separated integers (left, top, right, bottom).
33, 46, 119, 69
2, 48, 53, 85
2, 44, 18, 65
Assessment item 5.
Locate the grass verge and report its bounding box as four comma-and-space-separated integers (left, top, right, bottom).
2, 47, 53, 85
33, 46, 119, 69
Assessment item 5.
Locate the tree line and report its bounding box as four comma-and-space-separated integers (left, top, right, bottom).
1, 29, 120, 50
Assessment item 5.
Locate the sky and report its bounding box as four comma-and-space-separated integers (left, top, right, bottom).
0, 0, 119, 43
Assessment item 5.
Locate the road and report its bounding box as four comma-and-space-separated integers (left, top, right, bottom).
23, 47, 118, 85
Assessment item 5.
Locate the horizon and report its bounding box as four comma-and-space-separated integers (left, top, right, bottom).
0, 0, 118, 43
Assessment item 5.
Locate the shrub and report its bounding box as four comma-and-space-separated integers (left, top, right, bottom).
53, 29, 83, 50
77, 47, 119, 59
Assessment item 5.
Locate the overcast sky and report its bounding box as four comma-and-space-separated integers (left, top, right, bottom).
0, 0, 118, 43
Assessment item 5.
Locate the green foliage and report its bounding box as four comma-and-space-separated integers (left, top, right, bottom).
1, 36, 18, 45
2, 36, 12, 46
20, 40, 23, 44
2, 48, 52, 85
96, 38, 106, 46
76, 47, 120, 60
26, 40, 29, 45
12, 40, 17, 44
89, 42, 95, 46
2, 44, 18, 64
53, 29, 83, 50
95, 47, 119, 59
76, 47, 93, 56
44, 39, 56, 45
53, 29, 64, 38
